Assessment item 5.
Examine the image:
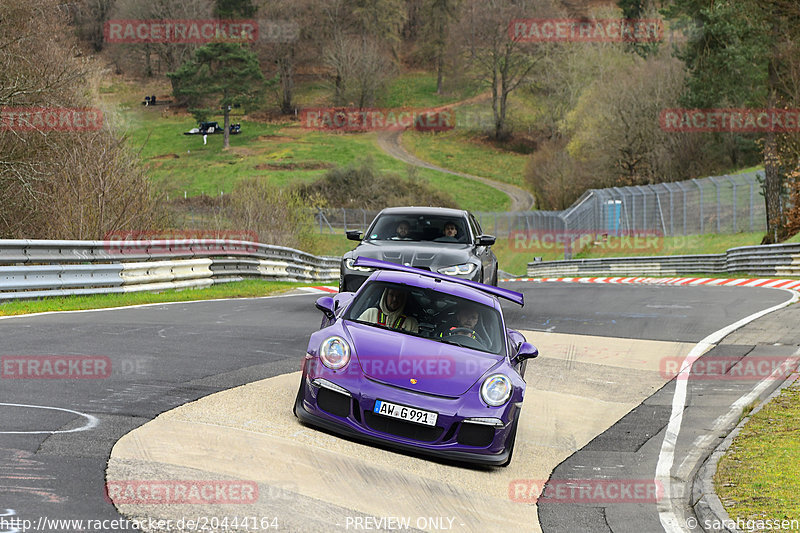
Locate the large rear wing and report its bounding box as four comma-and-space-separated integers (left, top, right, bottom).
354, 257, 524, 306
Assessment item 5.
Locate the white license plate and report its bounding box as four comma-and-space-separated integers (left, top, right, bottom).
373, 400, 438, 427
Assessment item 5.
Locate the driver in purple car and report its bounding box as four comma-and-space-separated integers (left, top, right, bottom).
440, 304, 481, 341
358, 287, 419, 333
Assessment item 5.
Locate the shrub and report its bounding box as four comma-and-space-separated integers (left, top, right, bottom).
296, 158, 456, 209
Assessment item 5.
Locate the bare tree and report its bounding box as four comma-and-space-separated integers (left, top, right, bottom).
565, 56, 693, 187
420, 0, 461, 94
525, 138, 590, 210
254, 0, 316, 114
71, 0, 116, 52
1, 0, 165, 239
108, 0, 214, 77
324, 35, 394, 108
456, 0, 555, 140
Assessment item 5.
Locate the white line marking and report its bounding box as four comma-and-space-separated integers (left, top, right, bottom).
0, 403, 99, 434
675, 349, 800, 482
656, 288, 800, 532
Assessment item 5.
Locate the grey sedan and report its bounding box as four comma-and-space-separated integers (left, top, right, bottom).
339, 207, 499, 293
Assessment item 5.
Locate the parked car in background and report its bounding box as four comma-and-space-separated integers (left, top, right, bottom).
339, 207, 499, 293
184, 121, 241, 135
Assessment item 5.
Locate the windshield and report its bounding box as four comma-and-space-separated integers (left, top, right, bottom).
365, 214, 471, 244
343, 281, 505, 356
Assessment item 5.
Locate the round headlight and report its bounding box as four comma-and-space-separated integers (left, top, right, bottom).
480, 374, 512, 406
319, 336, 351, 370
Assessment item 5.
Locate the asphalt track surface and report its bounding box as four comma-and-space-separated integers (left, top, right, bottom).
0, 283, 796, 532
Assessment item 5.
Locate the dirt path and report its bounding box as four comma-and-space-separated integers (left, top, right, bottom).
376, 129, 535, 211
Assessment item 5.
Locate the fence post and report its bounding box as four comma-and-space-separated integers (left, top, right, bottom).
342, 208, 347, 231
726, 175, 737, 233
650, 184, 667, 237
667, 183, 675, 236
675, 181, 687, 235
636, 185, 648, 230
743, 173, 756, 232
560, 213, 571, 260
709, 176, 721, 234
692, 179, 704, 234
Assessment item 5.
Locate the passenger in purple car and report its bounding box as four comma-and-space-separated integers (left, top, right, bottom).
357, 287, 419, 333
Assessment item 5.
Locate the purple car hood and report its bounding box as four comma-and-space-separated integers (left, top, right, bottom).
344, 321, 501, 397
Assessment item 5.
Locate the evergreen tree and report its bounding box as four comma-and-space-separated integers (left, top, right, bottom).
168, 42, 266, 148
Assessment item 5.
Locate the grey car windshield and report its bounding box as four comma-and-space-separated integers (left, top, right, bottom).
366, 215, 471, 244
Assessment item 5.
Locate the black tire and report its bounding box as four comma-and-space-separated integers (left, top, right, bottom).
292, 379, 305, 417
499, 416, 519, 467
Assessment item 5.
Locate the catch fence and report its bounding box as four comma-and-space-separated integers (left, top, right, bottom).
313, 171, 769, 238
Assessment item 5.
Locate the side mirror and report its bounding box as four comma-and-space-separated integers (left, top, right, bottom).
315, 296, 335, 320
346, 230, 363, 241
477, 234, 496, 246
508, 329, 525, 348
517, 342, 538, 361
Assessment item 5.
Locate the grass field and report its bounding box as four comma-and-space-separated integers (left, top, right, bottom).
377, 72, 482, 109
715, 381, 800, 526
402, 128, 530, 188
108, 80, 509, 211
0, 280, 305, 316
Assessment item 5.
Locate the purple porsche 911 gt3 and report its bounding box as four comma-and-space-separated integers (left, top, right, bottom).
293, 258, 537, 467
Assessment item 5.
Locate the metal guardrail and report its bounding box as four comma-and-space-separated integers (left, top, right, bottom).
0, 239, 340, 301
526, 243, 800, 278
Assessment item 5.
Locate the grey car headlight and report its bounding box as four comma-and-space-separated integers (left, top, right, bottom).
437, 263, 477, 276
345, 258, 375, 272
